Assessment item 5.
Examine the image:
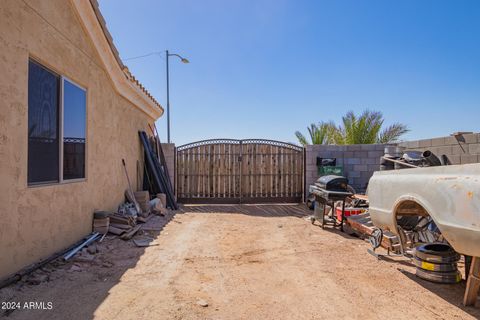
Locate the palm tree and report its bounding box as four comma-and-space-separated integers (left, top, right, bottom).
333, 110, 408, 144
295, 110, 408, 145
295, 122, 335, 146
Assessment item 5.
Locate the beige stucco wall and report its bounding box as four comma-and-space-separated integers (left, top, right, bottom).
0, 0, 158, 280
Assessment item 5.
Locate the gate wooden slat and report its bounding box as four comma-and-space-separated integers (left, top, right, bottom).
176, 139, 303, 203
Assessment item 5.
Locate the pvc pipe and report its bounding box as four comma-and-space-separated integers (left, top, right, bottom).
63, 232, 100, 261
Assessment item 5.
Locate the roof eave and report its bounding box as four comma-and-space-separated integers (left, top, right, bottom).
70, 0, 164, 120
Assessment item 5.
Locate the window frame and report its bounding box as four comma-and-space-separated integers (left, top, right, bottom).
27, 58, 88, 187
59, 76, 87, 184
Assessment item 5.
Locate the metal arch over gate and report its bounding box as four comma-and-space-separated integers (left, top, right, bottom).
176, 139, 304, 204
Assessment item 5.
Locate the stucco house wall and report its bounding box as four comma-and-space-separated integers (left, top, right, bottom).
0, 0, 162, 280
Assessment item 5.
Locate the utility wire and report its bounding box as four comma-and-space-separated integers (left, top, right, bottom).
124, 51, 165, 61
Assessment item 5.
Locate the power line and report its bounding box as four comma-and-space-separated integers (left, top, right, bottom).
124, 51, 164, 61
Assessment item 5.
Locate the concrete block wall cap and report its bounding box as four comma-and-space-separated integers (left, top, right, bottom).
462, 133, 479, 144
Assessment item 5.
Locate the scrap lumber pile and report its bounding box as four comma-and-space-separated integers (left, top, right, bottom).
105, 192, 169, 239
381, 146, 452, 171
346, 212, 401, 253
139, 127, 178, 210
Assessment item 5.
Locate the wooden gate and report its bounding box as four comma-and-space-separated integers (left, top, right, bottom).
176, 139, 304, 204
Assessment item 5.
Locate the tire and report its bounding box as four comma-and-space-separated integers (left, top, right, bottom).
414, 243, 460, 264
415, 268, 462, 284
413, 257, 457, 272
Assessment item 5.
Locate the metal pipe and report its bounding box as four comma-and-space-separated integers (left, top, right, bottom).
422, 150, 442, 166
166, 50, 170, 143
381, 156, 419, 168
0, 236, 91, 289
63, 232, 100, 261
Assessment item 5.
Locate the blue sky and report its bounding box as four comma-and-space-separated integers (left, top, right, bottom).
99, 0, 480, 146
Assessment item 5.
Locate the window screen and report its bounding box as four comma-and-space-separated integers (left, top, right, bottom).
28, 60, 60, 184
63, 80, 86, 180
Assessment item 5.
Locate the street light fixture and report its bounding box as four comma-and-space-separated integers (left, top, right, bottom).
166, 50, 189, 143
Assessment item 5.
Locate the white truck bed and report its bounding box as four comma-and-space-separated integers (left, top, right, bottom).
368, 163, 480, 256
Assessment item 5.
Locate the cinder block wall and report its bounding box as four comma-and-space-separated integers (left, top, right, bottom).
161, 143, 176, 194
398, 133, 480, 165
305, 144, 394, 194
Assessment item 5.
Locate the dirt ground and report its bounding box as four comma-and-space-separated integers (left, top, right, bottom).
1, 204, 479, 320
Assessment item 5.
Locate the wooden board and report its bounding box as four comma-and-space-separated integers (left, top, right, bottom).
176, 139, 304, 204
346, 212, 400, 251
464, 256, 480, 306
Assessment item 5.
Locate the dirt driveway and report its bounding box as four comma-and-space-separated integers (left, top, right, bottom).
1, 204, 479, 319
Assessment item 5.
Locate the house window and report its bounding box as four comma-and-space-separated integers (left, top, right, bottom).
28, 59, 86, 185
62, 80, 86, 180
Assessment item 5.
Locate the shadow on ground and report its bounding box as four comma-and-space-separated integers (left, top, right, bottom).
0, 211, 177, 320
180, 203, 311, 218
398, 268, 480, 318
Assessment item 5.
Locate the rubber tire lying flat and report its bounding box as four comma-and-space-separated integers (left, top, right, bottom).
415, 267, 462, 284
414, 243, 460, 264
413, 257, 457, 272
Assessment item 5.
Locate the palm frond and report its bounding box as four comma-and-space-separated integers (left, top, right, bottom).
378, 123, 409, 143
295, 131, 308, 146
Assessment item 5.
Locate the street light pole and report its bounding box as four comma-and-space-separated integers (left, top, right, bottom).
165, 50, 189, 144
166, 50, 170, 143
